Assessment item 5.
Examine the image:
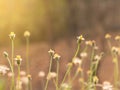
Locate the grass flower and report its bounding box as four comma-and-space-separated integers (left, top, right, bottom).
27, 74, 32, 90
45, 49, 55, 90
24, 31, 31, 75
9, 32, 16, 90
53, 53, 61, 60
93, 76, 99, 84
77, 35, 85, 44
9, 32, 16, 40
48, 49, 55, 56
15, 55, 22, 66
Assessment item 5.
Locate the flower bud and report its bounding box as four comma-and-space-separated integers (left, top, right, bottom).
3, 51, 8, 58
24, 31, 30, 38
9, 32, 15, 40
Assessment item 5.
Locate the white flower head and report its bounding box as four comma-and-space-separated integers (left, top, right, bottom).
85, 40, 92, 46
38, 71, 45, 77
80, 52, 87, 58
102, 81, 113, 90
21, 76, 29, 85
0, 65, 9, 75
94, 55, 101, 61
77, 35, 85, 43
47, 72, 57, 80
72, 57, 82, 65
7, 72, 14, 77
20, 71, 26, 76
111, 46, 119, 55
61, 83, 72, 89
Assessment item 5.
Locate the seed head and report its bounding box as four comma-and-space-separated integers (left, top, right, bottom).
9, 32, 15, 40
24, 31, 30, 38
77, 35, 85, 44
15, 55, 22, 65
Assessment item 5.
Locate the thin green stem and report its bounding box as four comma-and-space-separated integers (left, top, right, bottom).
26, 37, 29, 74
56, 61, 59, 90
6, 57, 13, 73
18, 65, 20, 81
11, 39, 15, 90
59, 43, 81, 89
12, 40, 14, 71
70, 69, 79, 84
44, 56, 53, 90
73, 43, 80, 59
113, 55, 119, 90
60, 66, 72, 89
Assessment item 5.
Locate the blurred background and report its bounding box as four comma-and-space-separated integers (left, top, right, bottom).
0, 0, 120, 45
0, 1, 120, 90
